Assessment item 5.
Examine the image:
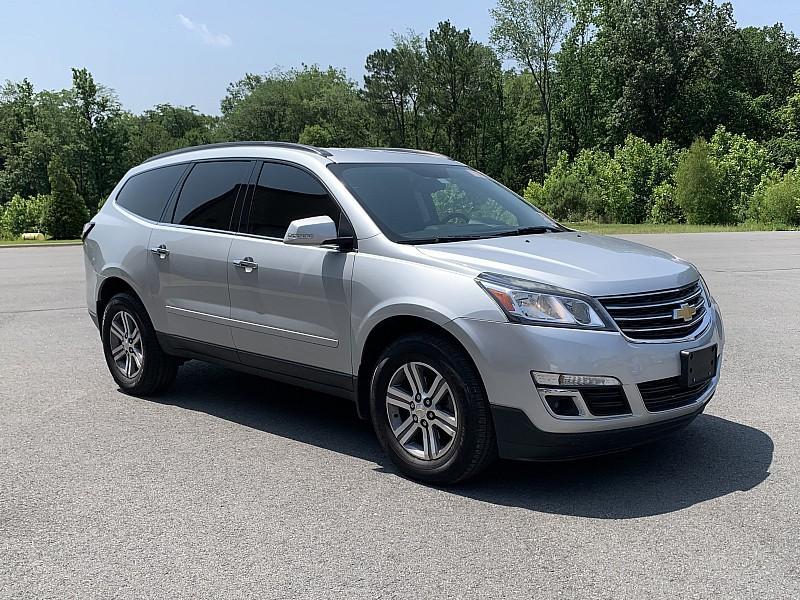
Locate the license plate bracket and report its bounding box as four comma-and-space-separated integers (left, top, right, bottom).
680, 344, 717, 388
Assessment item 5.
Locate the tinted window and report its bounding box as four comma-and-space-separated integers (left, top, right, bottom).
329, 163, 561, 243
247, 163, 340, 238
172, 161, 251, 231
116, 164, 186, 221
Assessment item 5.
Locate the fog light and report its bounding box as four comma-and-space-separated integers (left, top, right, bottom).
544, 395, 580, 417
532, 372, 620, 387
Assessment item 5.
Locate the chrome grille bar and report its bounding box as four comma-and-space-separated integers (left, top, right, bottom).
601, 287, 703, 311
597, 281, 708, 341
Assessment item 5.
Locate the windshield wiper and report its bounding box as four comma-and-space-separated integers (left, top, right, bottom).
398, 226, 564, 244
487, 225, 564, 237
397, 234, 494, 245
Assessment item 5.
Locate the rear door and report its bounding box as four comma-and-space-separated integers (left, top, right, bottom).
148, 159, 255, 350
107, 162, 189, 327
227, 161, 355, 387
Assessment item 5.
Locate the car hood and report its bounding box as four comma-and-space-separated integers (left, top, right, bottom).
416, 231, 699, 296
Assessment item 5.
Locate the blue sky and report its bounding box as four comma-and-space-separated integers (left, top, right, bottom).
2, 0, 799, 115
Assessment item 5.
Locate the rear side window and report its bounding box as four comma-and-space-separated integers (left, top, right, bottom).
115, 164, 186, 221
172, 161, 251, 231
247, 162, 340, 238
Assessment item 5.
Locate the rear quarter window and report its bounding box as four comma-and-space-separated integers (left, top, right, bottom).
115, 164, 187, 222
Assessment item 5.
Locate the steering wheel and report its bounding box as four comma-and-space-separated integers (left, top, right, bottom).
440, 212, 471, 224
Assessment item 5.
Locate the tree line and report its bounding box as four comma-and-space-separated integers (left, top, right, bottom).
2, 0, 800, 238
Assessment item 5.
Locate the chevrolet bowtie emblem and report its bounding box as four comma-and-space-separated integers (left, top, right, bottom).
673, 303, 697, 322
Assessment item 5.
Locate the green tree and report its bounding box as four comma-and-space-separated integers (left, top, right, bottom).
490, 0, 570, 173
42, 156, 88, 239
363, 32, 425, 147
553, 0, 602, 157
592, 0, 734, 146
68, 68, 129, 212
218, 65, 369, 147
503, 71, 546, 188
712, 25, 800, 140
422, 21, 502, 167
124, 104, 215, 164
768, 70, 800, 171
675, 139, 726, 224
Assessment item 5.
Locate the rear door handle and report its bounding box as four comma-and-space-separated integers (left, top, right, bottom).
150, 244, 169, 259
232, 257, 258, 273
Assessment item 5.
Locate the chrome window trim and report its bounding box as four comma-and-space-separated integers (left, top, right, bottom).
243, 158, 357, 246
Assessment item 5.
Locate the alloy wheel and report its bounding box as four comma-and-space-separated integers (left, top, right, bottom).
385, 361, 459, 461
109, 310, 144, 379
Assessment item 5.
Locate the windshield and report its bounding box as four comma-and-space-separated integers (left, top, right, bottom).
328, 163, 562, 243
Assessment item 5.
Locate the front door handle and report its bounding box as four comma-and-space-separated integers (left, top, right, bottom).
232, 257, 258, 273
149, 244, 169, 259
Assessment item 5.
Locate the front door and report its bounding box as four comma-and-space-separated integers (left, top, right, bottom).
227, 161, 354, 390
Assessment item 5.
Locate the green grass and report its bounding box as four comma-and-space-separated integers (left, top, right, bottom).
0, 237, 81, 246
563, 222, 797, 234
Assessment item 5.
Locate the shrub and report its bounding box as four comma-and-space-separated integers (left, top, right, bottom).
574, 150, 633, 222
0, 193, 49, 236
522, 179, 544, 208
675, 139, 727, 224
530, 150, 634, 222
298, 124, 335, 146
649, 182, 684, 224
750, 168, 800, 226
42, 156, 89, 239
615, 136, 679, 223
527, 152, 588, 220
708, 126, 773, 223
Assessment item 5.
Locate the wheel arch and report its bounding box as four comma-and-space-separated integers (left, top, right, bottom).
355, 314, 484, 420
96, 274, 145, 327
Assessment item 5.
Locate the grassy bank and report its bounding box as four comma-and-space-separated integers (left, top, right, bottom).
0, 238, 81, 246
563, 222, 797, 234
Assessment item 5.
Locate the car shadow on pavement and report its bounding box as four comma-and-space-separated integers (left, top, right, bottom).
156, 361, 773, 520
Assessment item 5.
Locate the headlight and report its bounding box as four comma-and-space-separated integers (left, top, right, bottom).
477, 273, 609, 329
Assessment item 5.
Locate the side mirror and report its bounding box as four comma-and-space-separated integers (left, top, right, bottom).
283, 216, 340, 247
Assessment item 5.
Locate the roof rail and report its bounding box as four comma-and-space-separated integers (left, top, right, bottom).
143, 141, 333, 163
366, 147, 452, 159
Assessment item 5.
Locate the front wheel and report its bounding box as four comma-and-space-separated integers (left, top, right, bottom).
370, 333, 497, 484
101, 292, 178, 396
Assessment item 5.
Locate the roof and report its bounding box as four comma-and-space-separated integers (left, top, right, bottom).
142, 142, 458, 166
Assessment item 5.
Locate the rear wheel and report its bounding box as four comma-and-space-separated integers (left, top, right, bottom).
101, 293, 178, 395
370, 333, 497, 484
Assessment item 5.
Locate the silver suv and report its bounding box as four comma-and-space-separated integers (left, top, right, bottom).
83, 142, 724, 483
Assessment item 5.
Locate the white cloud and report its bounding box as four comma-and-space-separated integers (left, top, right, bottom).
177, 14, 232, 48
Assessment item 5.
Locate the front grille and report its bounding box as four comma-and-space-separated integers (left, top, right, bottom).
597, 281, 707, 341
580, 387, 631, 416
638, 376, 712, 412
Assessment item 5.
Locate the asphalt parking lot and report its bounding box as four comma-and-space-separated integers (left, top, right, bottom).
1, 231, 798, 599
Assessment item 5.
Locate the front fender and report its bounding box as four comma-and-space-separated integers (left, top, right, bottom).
350, 251, 504, 370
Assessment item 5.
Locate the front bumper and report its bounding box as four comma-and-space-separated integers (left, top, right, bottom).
491, 399, 709, 460
445, 300, 724, 457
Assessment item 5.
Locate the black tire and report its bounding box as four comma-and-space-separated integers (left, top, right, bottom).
101, 292, 178, 396
370, 333, 497, 484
